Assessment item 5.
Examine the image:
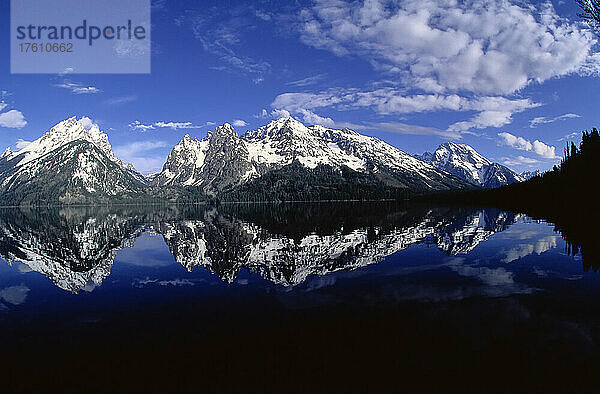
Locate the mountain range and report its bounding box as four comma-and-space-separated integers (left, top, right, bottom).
416, 142, 524, 188
0, 116, 533, 205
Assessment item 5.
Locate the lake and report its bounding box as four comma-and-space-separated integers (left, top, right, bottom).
0, 202, 598, 392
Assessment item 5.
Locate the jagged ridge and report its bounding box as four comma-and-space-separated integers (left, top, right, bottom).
416, 142, 524, 188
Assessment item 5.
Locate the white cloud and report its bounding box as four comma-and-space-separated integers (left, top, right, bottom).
271, 89, 539, 132
0, 110, 27, 128
286, 73, 328, 87
130, 120, 210, 131
0, 101, 7, 111
79, 116, 97, 130
58, 67, 74, 76
255, 109, 270, 118
181, 11, 271, 81
501, 156, 540, 167
154, 121, 195, 129
558, 131, 581, 141
532, 140, 558, 159
55, 80, 100, 94
15, 139, 31, 149
298, 109, 335, 127
232, 119, 248, 127
529, 113, 581, 128
300, 0, 597, 95
270, 108, 291, 118
498, 132, 558, 159
104, 95, 137, 106
129, 120, 156, 131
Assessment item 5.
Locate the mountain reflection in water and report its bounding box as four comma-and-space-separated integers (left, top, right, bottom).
1, 202, 599, 392
0, 203, 526, 292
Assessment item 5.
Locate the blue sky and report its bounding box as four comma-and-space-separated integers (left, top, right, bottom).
1, 0, 600, 174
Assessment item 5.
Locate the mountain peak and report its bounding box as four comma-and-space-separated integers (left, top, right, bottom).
213, 123, 237, 136
420, 142, 523, 187
1, 116, 146, 186
244, 117, 314, 141
1, 147, 12, 159
8, 116, 115, 167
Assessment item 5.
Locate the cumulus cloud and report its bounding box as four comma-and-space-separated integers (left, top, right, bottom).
270, 108, 292, 118
529, 113, 581, 128
79, 116, 98, 130
0, 101, 6, 111
271, 89, 539, 132
498, 132, 558, 159
298, 109, 335, 126
0, 110, 27, 128
232, 119, 248, 127
299, 0, 597, 95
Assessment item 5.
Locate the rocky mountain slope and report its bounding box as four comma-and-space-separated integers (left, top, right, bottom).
416, 142, 524, 188
0, 117, 147, 205
153, 117, 471, 195
0, 116, 477, 205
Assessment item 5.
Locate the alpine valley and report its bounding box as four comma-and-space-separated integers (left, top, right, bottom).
0, 116, 529, 206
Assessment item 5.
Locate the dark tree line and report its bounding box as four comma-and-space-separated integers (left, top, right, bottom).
433, 128, 600, 269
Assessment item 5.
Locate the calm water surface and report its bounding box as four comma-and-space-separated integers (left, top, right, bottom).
0, 202, 597, 391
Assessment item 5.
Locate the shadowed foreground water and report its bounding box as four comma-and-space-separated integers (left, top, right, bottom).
0, 202, 598, 392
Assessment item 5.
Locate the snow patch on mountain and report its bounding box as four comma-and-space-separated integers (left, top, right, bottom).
3, 116, 145, 182
154, 117, 469, 193
520, 170, 542, 180
417, 142, 523, 188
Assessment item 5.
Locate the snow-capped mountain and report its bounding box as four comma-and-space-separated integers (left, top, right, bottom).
416, 142, 523, 188
0, 117, 147, 205
153, 117, 470, 194
152, 124, 254, 194
520, 170, 542, 180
